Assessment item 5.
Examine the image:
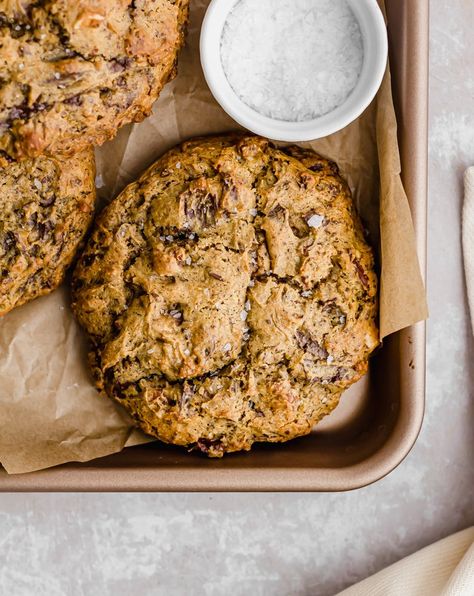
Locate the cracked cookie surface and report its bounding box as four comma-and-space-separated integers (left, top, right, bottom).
0, 0, 189, 163
72, 135, 379, 457
0, 148, 95, 315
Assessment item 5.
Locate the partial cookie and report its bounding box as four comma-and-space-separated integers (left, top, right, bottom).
0, 149, 95, 315
72, 136, 379, 457
0, 0, 189, 163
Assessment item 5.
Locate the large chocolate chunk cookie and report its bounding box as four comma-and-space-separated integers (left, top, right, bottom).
0, 148, 95, 315
0, 0, 189, 163
72, 136, 378, 457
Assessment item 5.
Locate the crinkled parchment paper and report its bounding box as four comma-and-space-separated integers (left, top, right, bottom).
0, 0, 428, 474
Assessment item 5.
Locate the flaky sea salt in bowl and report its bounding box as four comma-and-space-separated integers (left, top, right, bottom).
200, 0, 388, 142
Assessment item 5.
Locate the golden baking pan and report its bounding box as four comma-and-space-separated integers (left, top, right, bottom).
0, 0, 428, 491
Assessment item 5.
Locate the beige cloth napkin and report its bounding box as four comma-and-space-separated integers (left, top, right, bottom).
464, 167, 474, 334
337, 527, 474, 596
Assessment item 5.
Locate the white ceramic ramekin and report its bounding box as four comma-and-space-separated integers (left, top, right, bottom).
200, 0, 388, 142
